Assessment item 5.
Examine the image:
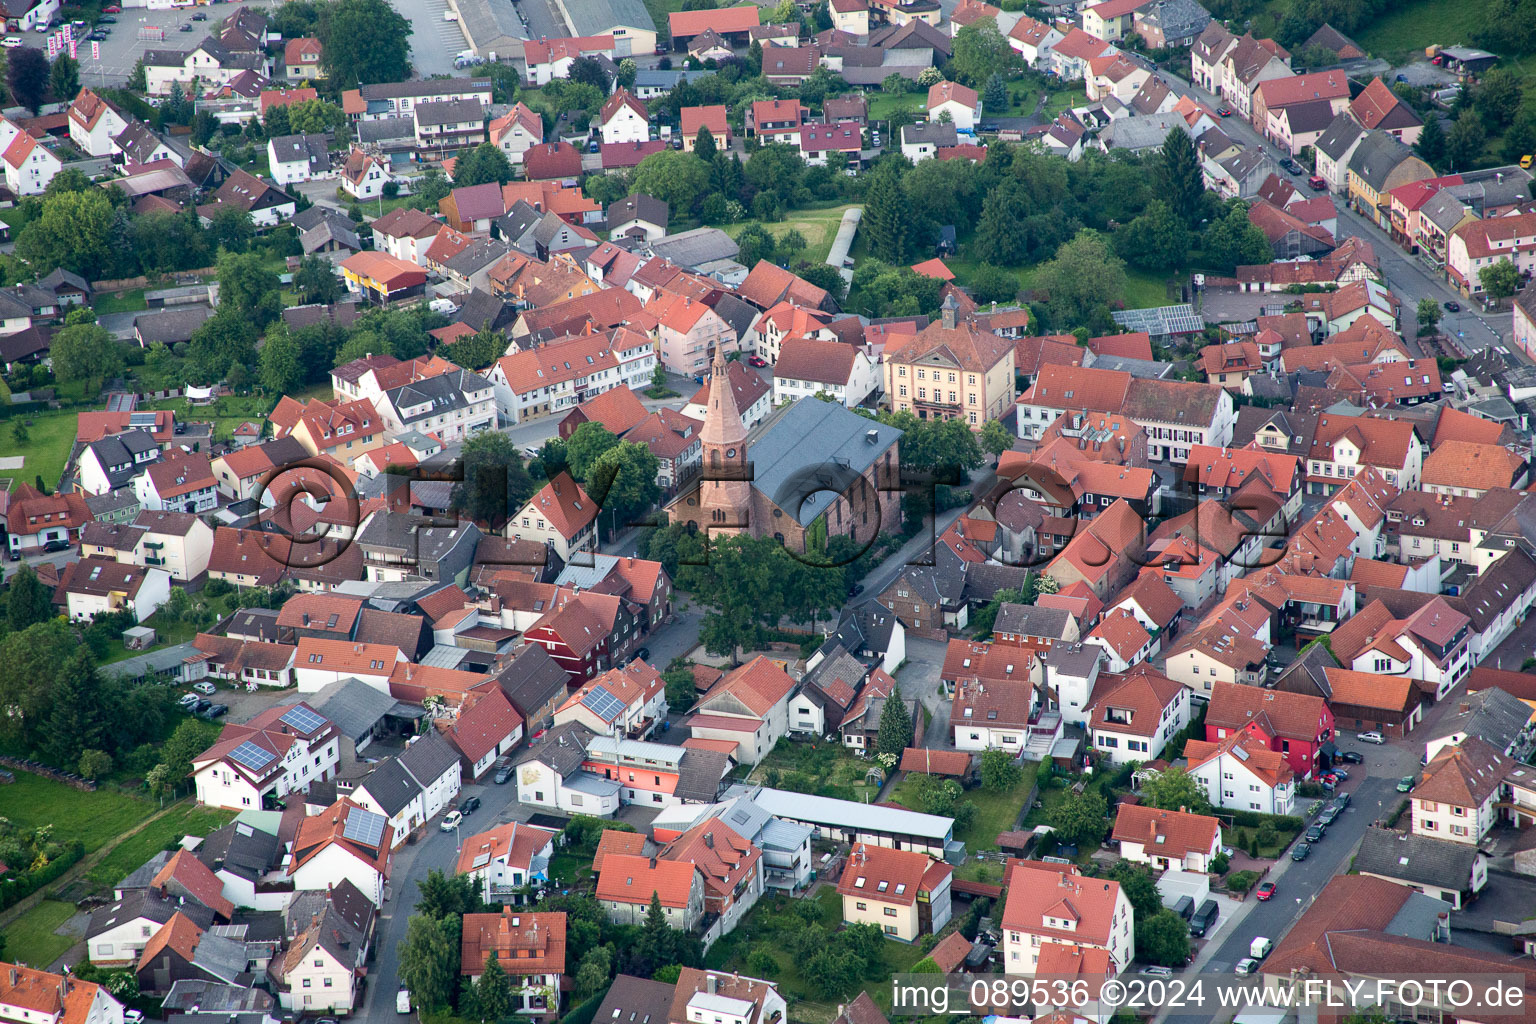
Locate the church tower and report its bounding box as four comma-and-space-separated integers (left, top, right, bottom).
697, 346, 752, 531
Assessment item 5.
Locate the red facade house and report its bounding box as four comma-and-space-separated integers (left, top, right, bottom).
1204, 680, 1334, 779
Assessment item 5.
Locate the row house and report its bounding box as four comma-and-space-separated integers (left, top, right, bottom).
1016, 364, 1236, 461
1204, 680, 1332, 780
554, 660, 668, 739
1306, 412, 1423, 494
1329, 596, 1471, 699
1448, 211, 1536, 298
490, 332, 649, 425
342, 77, 493, 121
81, 510, 214, 582
374, 366, 496, 443
1410, 737, 1509, 846
1251, 69, 1349, 142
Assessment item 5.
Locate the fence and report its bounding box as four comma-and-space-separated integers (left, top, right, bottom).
0, 756, 98, 791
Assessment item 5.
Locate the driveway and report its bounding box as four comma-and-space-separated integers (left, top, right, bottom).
893, 636, 949, 745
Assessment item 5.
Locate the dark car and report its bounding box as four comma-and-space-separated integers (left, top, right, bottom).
848, 582, 865, 597
1304, 824, 1326, 843
201, 704, 230, 719
1280, 157, 1304, 175
1336, 750, 1364, 764
1444, 300, 1461, 312
461, 796, 481, 815
494, 765, 513, 784
189, 698, 211, 714
1290, 842, 1311, 862
176, 23, 192, 31
1216, 106, 1232, 117
1317, 805, 1340, 826
42, 539, 70, 552
1189, 899, 1219, 937
96, 15, 115, 22
1332, 791, 1351, 809
191, 10, 207, 17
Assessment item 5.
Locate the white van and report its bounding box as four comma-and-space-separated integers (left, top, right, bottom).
397, 990, 411, 1014
2, 37, 22, 47
1250, 937, 1272, 959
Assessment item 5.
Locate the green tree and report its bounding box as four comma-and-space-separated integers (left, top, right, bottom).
1136, 910, 1191, 966
472, 954, 514, 1021
45, 649, 107, 766
663, 664, 698, 713
875, 683, 914, 754
288, 98, 347, 135
693, 125, 716, 161
78, 749, 112, 781
1139, 766, 1210, 813
1416, 297, 1442, 336
1047, 789, 1108, 846
398, 915, 457, 1012
983, 72, 1007, 112
946, 18, 1016, 88
968, 265, 1019, 306
1416, 113, 1447, 168
1118, 199, 1190, 270
1107, 861, 1162, 920
263, 103, 292, 139
450, 431, 535, 530
1159, 127, 1206, 227
631, 150, 710, 214
10, 421, 26, 445
979, 748, 1022, 791
319, 0, 412, 88
1034, 229, 1128, 330
586, 442, 661, 536
978, 419, 1013, 461
1477, 68, 1522, 132
566, 422, 622, 483
1446, 115, 1485, 171
863, 165, 910, 262
454, 141, 515, 188
1202, 202, 1273, 273
413, 165, 451, 211
294, 254, 342, 306
190, 308, 259, 381
5, 565, 53, 631
160, 718, 214, 780
574, 946, 612, 999
49, 55, 78, 105
258, 323, 304, 394
208, 204, 256, 253
1479, 257, 1521, 302
7, 47, 47, 114
16, 187, 117, 277
218, 250, 282, 326
973, 181, 1033, 265
417, 869, 484, 917
48, 323, 123, 388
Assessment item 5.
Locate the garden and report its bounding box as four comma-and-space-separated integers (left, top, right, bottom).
748, 739, 881, 802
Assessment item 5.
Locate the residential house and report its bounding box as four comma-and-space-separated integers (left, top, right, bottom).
456, 823, 558, 904
1001, 862, 1133, 974
506, 473, 598, 563
928, 80, 979, 131
459, 910, 568, 1016
1410, 737, 1508, 845
1111, 804, 1221, 872
1086, 666, 1191, 765
1183, 729, 1294, 814
883, 295, 1015, 428
554, 660, 668, 739
685, 657, 795, 766
1204, 681, 1333, 780
598, 89, 649, 145
1353, 825, 1486, 910
772, 337, 879, 407
836, 842, 953, 942
192, 702, 340, 811
287, 799, 394, 907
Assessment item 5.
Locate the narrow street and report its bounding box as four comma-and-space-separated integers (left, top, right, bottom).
1172, 74, 1519, 359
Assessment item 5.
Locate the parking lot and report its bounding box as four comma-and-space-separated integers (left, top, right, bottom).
387, 0, 468, 78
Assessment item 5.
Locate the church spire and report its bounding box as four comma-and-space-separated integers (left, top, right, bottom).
700, 346, 746, 447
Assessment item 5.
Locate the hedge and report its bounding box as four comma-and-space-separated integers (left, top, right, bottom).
1227, 811, 1303, 831
0, 840, 85, 911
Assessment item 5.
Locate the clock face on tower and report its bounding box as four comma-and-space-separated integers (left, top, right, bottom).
727, 448, 737, 458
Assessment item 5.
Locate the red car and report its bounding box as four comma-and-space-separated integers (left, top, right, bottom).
102, 5, 119, 11
1256, 881, 1276, 901
748, 355, 767, 367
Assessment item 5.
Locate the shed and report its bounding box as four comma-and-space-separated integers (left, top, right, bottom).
123, 625, 157, 649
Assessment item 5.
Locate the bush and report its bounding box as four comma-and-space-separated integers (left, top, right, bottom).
1226, 870, 1261, 894
1209, 851, 1230, 875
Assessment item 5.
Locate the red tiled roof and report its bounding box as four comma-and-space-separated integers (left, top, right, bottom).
596, 853, 698, 907
837, 842, 949, 906
1111, 804, 1219, 860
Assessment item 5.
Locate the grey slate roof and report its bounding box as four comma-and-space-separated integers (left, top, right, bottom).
713, 292, 758, 342
85, 429, 161, 490
901, 121, 957, 149
648, 227, 739, 269
515, 720, 595, 776
285, 878, 374, 942
415, 98, 485, 126
454, 289, 517, 333
565, 0, 655, 35
443, 237, 511, 278
1354, 825, 1482, 891
269, 133, 331, 175
355, 756, 421, 817
608, 193, 669, 231
136, 305, 214, 344
494, 644, 570, 723
311, 676, 407, 741
1314, 112, 1365, 160
115, 849, 173, 893
355, 511, 481, 565
189, 930, 248, 983
88, 887, 215, 939
1426, 686, 1533, 755
1101, 113, 1189, 152
833, 600, 901, 660
993, 603, 1074, 640
197, 819, 281, 884
674, 748, 730, 802
382, 370, 494, 427
591, 975, 676, 1024
1347, 130, 1420, 191
162, 981, 275, 1013
357, 116, 415, 144
399, 731, 462, 786
747, 397, 903, 526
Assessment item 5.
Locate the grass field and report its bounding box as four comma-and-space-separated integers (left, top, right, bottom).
7, 409, 78, 492
91, 289, 148, 315
0, 776, 156, 855
6, 900, 79, 968
85, 802, 235, 890
866, 91, 924, 122
1355, 0, 1480, 62
723, 203, 860, 265
1125, 267, 1177, 309
142, 392, 279, 442
889, 763, 1035, 852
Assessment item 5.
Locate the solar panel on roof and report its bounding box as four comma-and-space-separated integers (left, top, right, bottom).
580, 684, 627, 722
128, 411, 157, 426
229, 740, 276, 773
280, 705, 327, 734
342, 808, 387, 847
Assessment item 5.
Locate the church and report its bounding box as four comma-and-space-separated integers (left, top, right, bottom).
667, 349, 904, 552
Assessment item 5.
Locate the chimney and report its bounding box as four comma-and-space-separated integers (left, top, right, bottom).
707, 975, 717, 995
650, 856, 658, 868
1460, 702, 1470, 713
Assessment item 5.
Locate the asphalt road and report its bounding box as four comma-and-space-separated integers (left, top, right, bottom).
1174, 76, 1517, 359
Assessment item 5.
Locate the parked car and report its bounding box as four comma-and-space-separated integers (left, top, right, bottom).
103, 4, 120, 10
191, 10, 207, 17
189, 698, 211, 714
90, 29, 110, 37
1235, 958, 1259, 976
1357, 730, 1386, 744
747, 355, 767, 367
1397, 775, 1416, 792
1318, 805, 1340, 826
1216, 106, 1231, 116
1304, 824, 1326, 843
1290, 842, 1311, 861
1443, 300, 1461, 312
848, 582, 865, 597
1140, 966, 1173, 977
179, 693, 201, 707
1189, 899, 1219, 937
440, 810, 464, 832
96, 16, 116, 23
1255, 881, 1276, 901
1336, 750, 1364, 764
1307, 175, 1327, 190
397, 991, 411, 1015
461, 796, 481, 815
42, 539, 70, 552
1280, 157, 1303, 175
202, 703, 230, 719
1332, 792, 1351, 809
193, 680, 217, 695
494, 764, 513, 784
1329, 768, 1349, 781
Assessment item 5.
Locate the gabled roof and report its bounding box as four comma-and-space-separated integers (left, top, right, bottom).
1354, 825, 1482, 890
596, 853, 698, 907
1002, 862, 1123, 946
1206, 681, 1326, 741
461, 909, 567, 977
836, 842, 949, 907
1111, 804, 1219, 859
1414, 736, 1509, 806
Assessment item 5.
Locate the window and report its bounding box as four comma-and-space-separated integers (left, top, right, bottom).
884, 907, 898, 917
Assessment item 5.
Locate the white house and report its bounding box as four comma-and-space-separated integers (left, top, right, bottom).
1411, 737, 1508, 846
77, 430, 162, 497
56, 558, 170, 624
490, 104, 544, 164
343, 732, 462, 847
2, 132, 62, 196
1002, 862, 1134, 975
340, 147, 390, 201
684, 657, 795, 766
772, 338, 880, 408
267, 133, 332, 187
274, 902, 369, 1014
513, 731, 623, 816
1183, 730, 1295, 815
455, 822, 558, 904
1085, 666, 1191, 766
81, 509, 215, 583
598, 89, 649, 145
927, 81, 979, 131
193, 702, 341, 811
292, 637, 406, 693
288, 799, 393, 907
951, 677, 1036, 752
133, 451, 218, 514
553, 660, 668, 738
68, 88, 129, 157
1033, 643, 1103, 728
1111, 804, 1222, 873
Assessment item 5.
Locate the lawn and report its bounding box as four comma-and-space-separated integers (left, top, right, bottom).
7, 408, 79, 493
746, 738, 879, 801
642, 0, 685, 44
0, 775, 157, 855
91, 289, 148, 315
96, 612, 200, 665
1124, 267, 1177, 309
1355, 0, 1482, 62
6, 900, 79, 968
723, 203, 861, 265
142, 392, 280, 442
85, 802, 234, 890
546, 849, 594, 888
889, 762, 1036, 853
865, 91, 925, 123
